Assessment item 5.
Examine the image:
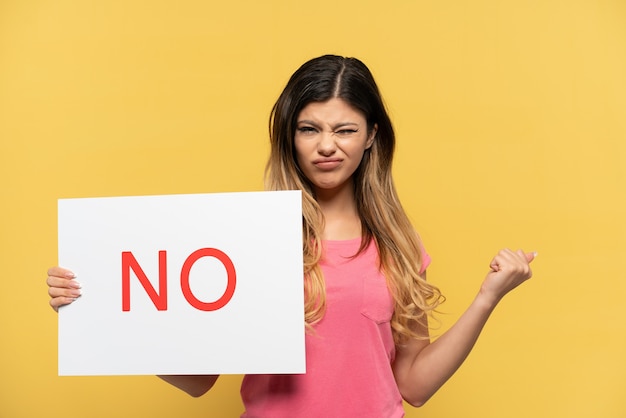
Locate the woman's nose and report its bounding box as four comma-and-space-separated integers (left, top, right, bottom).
317, 132, 336, 155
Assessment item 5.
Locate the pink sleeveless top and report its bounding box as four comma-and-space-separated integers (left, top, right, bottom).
240, 238, 431, 417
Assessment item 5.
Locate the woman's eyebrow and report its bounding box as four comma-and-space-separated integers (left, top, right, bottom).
297, 120, 360, 129
332, 122, 359, 129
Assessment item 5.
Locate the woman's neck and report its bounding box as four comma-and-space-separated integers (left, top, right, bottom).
315, 183, 362, 240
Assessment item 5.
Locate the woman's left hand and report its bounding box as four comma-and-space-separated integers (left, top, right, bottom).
479, 249, 535, 306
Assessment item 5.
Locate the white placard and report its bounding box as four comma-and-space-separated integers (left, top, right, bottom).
58, 191, 305, 376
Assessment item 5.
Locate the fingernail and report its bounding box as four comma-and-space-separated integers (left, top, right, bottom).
532, 251, 538, 257
70, 288, 82, 297
65, 271, 76, 279
69, 280, 82, 289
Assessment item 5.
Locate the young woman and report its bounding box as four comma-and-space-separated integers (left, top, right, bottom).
47, 55, 534, 417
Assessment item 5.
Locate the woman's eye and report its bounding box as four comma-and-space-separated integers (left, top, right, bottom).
297, 127, 316, 134
336, 129, 358, 135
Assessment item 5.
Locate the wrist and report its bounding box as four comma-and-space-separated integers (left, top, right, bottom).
475, 287, 501, 312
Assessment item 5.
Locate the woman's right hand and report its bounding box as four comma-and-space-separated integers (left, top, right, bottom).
47, 266, 82, 312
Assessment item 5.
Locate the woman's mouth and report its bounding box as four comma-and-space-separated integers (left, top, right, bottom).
313, 158, 342, 170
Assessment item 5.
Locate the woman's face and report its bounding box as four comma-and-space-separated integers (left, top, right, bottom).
294, 98, 376, 196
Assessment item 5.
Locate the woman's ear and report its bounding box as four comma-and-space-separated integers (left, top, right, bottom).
366, 124, 378, 149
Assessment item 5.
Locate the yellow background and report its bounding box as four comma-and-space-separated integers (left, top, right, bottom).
1, 1, 625, 417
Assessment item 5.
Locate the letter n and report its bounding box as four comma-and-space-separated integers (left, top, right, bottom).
121, 251, 168, 311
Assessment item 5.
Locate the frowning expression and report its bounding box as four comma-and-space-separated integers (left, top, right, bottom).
294, 98, 376, 195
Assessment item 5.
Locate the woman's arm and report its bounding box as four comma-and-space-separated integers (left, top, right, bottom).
393, 249, 535, 407
157, 375, 220, 397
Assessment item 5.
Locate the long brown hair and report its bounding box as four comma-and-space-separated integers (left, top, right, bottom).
265, 55, 444, 343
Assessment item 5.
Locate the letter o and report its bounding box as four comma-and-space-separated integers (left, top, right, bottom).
180, 248, 236, 311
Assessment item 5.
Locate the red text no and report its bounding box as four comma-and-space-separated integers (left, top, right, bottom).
121, 248, 237, 312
